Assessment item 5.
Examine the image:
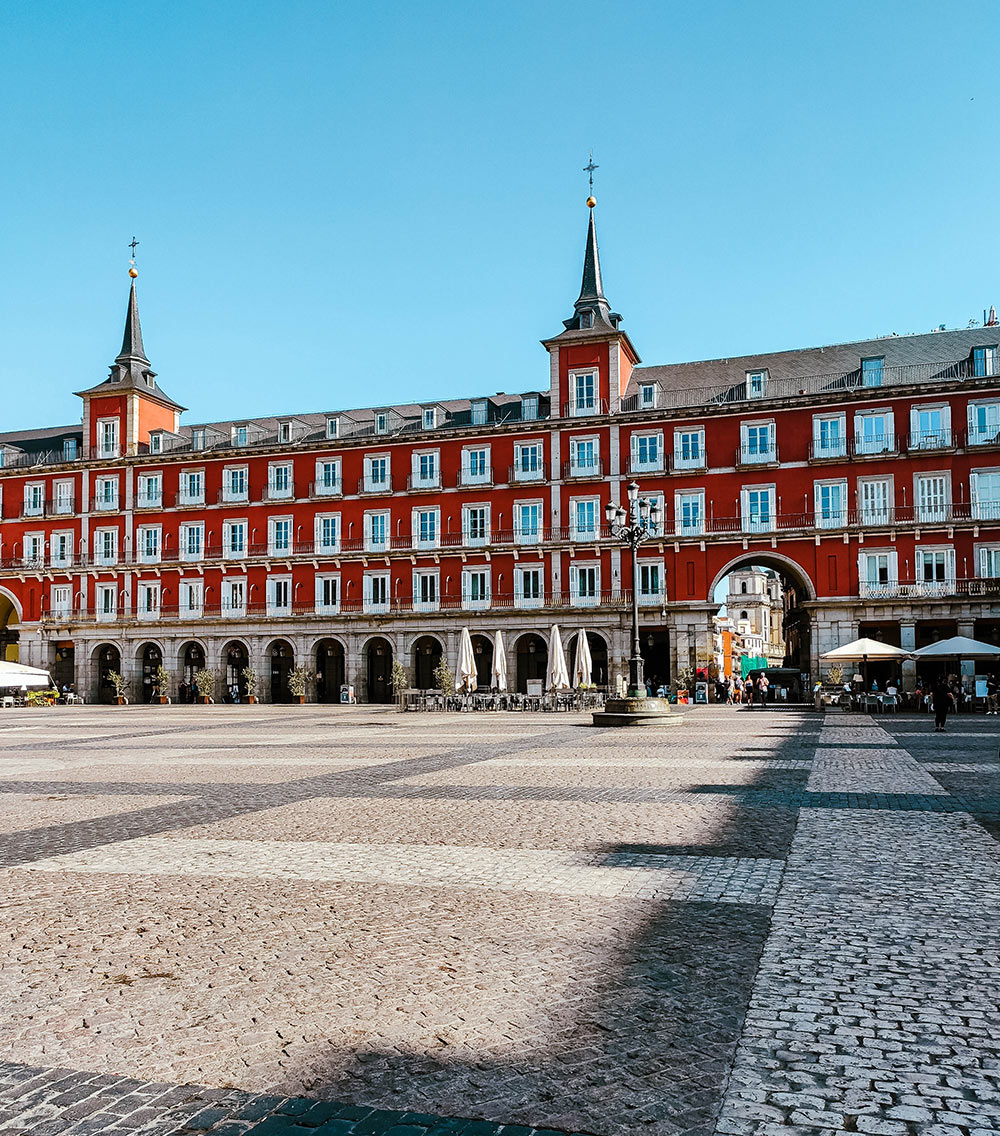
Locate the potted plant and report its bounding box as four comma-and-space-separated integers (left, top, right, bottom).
242, 665, 258, 704
108, 670, 130, 705
287, 665, 312, 704
153, 664, 171, 705
390, 659, 408, 707
192, 668, 215, 704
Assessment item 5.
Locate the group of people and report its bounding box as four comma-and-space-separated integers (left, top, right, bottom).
712, 673, 771, 707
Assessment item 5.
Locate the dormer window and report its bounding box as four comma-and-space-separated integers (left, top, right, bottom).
973, 346, 998, 378
191, 429, 206, 450
861, 357, 884, 388
374, 412, 388, 435
471, 400, 488, 426
233, 425, 248, 447
278, 421, 291, 443
746, 370, 768, 399
62, 438, 78, 461
522, 395, 539, 421
640, 383, 657, 409
149, 432, 162, 454
580, 310, 594, 330
423, 408, 437, 430
326, 417, 339, 439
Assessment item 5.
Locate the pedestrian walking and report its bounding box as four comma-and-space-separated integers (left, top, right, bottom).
758, 673, 770, 708
746, 675, 757, 708
932, 678, 954, 732
987, 674, 999, 715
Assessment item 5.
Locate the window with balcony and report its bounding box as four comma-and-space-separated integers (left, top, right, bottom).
94, 477, 118, 510
137, 526, 161, 564
23, 483, 44, 516
521, 395, 539, 421
412, 451, 439, 488
177, 579, 202, 617
96, 584, 117, 620
570, 438, 599, 475
746, 370, 767, 399
364, 511, 389, 552
223, 466, 249, 502
179, 470, 204, 505
268, 463, 293, 499
638, 561, 663, 604
364, 573, 389, 612
859, 551, 896, 596
50, 585, 72, 618
136, 473, 162, 508
95, 529, 117, 566
314, 460, 341, 496
316, 575, 340, 613
462, 567, 491, 610
414, 508, 439, 549
915, 474, 950, 522
413, 571, 439, 612
741, 487, 775, 533
54, 481, 74, 514
514, 566, 543, 608
461, 446, 490, 484
861, 357, 884, 388
316, 514, 340, 554
50, 532, 72, 568
978, 546, 1000, 579
969, 401, 1000, 445
364, 455, 390, 492
858, 477, 892, 525
269, 517, 292, 555
813, 414, 847, 458
570, 564, 599, 606
22, 534, 43, 566
675, 490, 704, 536
463, 504, 489, 547
571, 498, 599, 540
918, 547, 955, 590
224, 520, 247, 558
223, 579, 246, 615
814, 480, 848, 529
137, 582, 160, 620
515, 501, 542, 544
267, 576, 291, 615
632, 432, 663, 472
571, 371, 597, 414
973, 345, 998, 378
740, 422, 776, 463
910, 405, 951, 449
181, 523, 204, 561
513, 442, 544, 479
98, 418, 119, 458
673, 428, 703, 469
854, 410, 893, 455
972, 470, 1000, 521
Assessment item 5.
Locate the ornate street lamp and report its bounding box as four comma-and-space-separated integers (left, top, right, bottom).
605, 480, 661, 697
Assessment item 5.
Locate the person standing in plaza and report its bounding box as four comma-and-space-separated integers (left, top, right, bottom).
932, 678, 954, 732
988, 674, 999, 715
758, 672, 770, 708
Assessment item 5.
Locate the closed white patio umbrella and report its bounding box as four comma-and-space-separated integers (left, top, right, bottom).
912, 635, 1000, 660
547, 625, 571, 691
0, 660, 53, 689
492, 630, 508, 692
457, 627, 477, 692
573, 629, 593, 687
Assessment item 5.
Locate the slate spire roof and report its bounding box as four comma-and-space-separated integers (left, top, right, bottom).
577, 207, 606, 309
117, 278, 149, 367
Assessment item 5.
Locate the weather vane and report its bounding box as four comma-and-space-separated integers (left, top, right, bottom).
583, 152, 598, 207
128, 236, 139, 278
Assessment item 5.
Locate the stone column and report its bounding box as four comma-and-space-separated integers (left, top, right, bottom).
899, 620, 916, 690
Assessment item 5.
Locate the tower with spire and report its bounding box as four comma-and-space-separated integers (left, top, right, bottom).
76, 265, 184, 458
542, 193, 640, 416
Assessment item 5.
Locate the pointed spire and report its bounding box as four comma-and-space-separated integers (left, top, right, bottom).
561, 199, 622, 333
117, 277, 149, 365
577, 207, 606, 307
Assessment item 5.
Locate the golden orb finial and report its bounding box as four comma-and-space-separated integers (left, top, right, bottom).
128, 266, 138, 279
587, 195, 596, 208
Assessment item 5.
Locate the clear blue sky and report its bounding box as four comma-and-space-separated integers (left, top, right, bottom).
1, 1, 997, 431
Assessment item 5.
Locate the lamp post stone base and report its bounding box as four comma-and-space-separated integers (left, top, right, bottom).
592, 696, 684, 727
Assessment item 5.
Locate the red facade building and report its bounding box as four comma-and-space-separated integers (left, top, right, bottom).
1, 201, 998, 701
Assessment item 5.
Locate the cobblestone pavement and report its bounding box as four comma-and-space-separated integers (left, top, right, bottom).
0, 707, 997, 1135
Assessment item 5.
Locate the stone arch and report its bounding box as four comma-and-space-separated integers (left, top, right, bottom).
177, 640, 207, 703
707, 551, 816, 604
0, 586, 22, 664
313, 636, 346, 703
470, 633, 494, 690
135, 641, 165, 703
411, 634, 444, 690
267, 639, 295, 704
514, 632, 548, 694
363, 635, 394, 704
565, 629, 609, 687
92, 642, 123, 704
222, 640, 251, 702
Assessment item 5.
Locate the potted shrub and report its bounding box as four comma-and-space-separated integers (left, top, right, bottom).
242, 665, 258, 704
432, 659, 454, 696
287, 665, 312, 704
153, 664, 171, 705
108, 670, 130, 705
390, 659, 408, 707
192, 669, 215, 704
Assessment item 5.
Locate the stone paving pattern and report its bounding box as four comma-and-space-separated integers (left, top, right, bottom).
0, 706, 997, 1135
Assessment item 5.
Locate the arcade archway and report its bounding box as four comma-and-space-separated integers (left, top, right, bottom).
94, 643, 121, 704
179, 642, 206, 703
315, 638, 345, 703
412, 635, 444, 690
566, 630, 608, 687
0, 590, 21, 663
365, 637, 393, 703
137, 642, 162, 703
471, 634, 494, 689
268, 639, 294, 703
515, 633, 547, 693
223, 641, 250, 702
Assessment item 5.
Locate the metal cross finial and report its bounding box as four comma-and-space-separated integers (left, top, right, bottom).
583, 152, 598, 193
128, 237, 139, 259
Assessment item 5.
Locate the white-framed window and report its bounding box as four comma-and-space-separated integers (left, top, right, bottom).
461, 566, 491, 610
639, 382, 657, 410
638, 560, 664, 605
137, 581, 160, 621
364, 454, 390, 492
23, 482, 44, 516
673, 428, 703, 469
179, 469, 204, 505
22, 533, 43, 566
374, 412, 389, 435
631, 431, 662, 472
857, 477, 893, 525
413, 569, 440, 612
223, 519, 248, 558
861, 356, 884, 388
94, 476, 118, 510
570, 371, 597, 415
364, 510, 389, 552
514, 565, 544, 608
223, 578, 246, 615
858, 550, 898, 596
180, 578, 204, 617
268, 462, 293, 499
973, 345, 998, 378
915, 473, 950, 523
96, 583, 117, 621
269, 516, 292, 555
674, 489, 705, 536
515, 500, 543, 544
812, 413, 847, 458
978, 545, 1000, 579
746, 370, 768, 399
314, 459, 341, 496
412, 450, 440, 488
854, 409, 894, 455
326, 416, 339, 439
968, 401, 1000, 445
461, 445, 491, 484
50, 531, 72, 568
471, 400, 488, 426
462, 503, 490, 547
54, 480, 74, 514
571, 497, 600, 540
413, 507, 440, 549
232, 425, 249, 447
315, 574, 340, 613
223, 465, 249, 502
422, 407, 437, 430
62, 438, 78, 461
50, 584, 72, 618
971, 470, 1000, 521
97, 418, 119, 458
94, 528, 118, 566
363, 572, 390, 612
740, 421, 776, 463
513, 441, 544, 480
570, 436, 600, 475
278, 421, 291, 444
315, 514, 341, 554
136, 472, 162, 508
521, 395, 539, 421
916, 545, 956, 591
180, 522, 204, 561
137, 525, 161, 564
267, 575, 292, 616
814, 479, 848, 529
741, 486, 775, 533
190, 428, 207, 450
570, 563, 600, 606
910, 403, 952, 449
149, 432, 163, 455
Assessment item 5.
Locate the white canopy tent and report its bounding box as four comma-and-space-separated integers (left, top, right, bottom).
456, 627, 477, 693
820, 638, 910, 662
912, 635, 1000, 661
492, 630, 508, 692
0, 660, 53, 689
573, 629, 593, 688
547, 625, 571, 691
